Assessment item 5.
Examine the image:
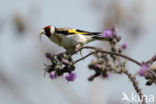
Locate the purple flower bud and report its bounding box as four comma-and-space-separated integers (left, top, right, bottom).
65, 73, 77, 81
152, 54, 156, 62
139, 64, 150, 77
49, 71, 57, 79
122, 42, 128, 49
95, 64, 101, 69
111, 24, 118, 33
116, 35, 122, 41
45, 53, 52, 59
102, 29, 113, 38
61, 59, 70, 65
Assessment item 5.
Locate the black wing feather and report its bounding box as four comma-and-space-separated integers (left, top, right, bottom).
76, 29, 101, 35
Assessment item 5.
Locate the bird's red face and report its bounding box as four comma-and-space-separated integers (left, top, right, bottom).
40, 25, 55, 38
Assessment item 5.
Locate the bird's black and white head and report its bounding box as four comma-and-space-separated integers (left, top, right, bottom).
40, 25, 55, 39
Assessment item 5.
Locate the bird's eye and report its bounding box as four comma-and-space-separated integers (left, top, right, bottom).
44, 25, 52, 37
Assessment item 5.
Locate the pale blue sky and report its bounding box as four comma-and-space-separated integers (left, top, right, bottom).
0, 0, 156, 104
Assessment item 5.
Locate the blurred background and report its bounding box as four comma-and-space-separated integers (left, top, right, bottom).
0, 0, 156, 104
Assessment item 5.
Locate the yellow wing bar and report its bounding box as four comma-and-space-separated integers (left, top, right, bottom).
68, 29, 89, 35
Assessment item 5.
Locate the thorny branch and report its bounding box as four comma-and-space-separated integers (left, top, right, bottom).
74, 46, 142, 65
124, 70, 146, 104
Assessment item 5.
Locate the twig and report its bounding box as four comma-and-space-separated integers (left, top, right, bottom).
73, 51, 96, 64
124, 70, 146, 104
77, 46, 142, 66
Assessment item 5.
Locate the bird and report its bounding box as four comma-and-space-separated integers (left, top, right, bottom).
40, 25, 109, 54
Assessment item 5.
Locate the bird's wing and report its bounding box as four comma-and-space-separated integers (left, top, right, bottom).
56, 28, 101, 36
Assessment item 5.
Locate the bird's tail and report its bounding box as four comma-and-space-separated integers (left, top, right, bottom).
92, 36, 110, 41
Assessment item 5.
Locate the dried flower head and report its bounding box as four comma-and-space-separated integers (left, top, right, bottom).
122, 42, 128, 49
65, 72, 77, 81
139, 64, 150, 77
45, 53, 52, 59
49, 71, 57, 79
102, 29, 113, 38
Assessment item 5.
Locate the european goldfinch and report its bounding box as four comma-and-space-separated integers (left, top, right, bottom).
40, 25, 109, 54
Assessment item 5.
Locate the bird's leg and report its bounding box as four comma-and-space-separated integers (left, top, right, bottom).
75, 44, 81, 52
80, 50, 83, 57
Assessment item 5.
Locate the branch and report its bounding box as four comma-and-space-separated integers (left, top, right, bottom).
76, 46, 142, 66
124, 70, 146, 104
73, 51, 96, 64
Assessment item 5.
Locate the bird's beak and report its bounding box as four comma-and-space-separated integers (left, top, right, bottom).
40, 30, 45, 41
